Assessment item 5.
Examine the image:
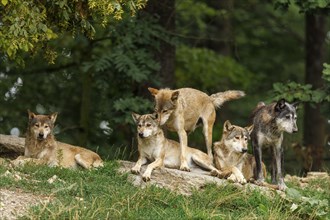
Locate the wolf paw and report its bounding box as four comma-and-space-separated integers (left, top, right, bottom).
142, 174, 151, 182
254, 178, 265, 186
131, 168, 140, 175
210, 169, 221, 177
278, 182, 287, 191
228, 174, 246, 184
180, 165, 191, 172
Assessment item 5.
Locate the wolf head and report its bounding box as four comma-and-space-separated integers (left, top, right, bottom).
148, 87, 179, 126
274, 99, 298, 133
132, 113, 160, 139
28, 110, 57, 140
222, 120, 253, 154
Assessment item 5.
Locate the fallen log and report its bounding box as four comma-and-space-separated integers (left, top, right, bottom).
0, 134, 25, 158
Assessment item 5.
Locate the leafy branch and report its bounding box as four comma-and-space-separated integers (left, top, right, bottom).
271, 63, 330, 103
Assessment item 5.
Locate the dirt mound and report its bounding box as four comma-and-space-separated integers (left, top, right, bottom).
0, 188, 50, 220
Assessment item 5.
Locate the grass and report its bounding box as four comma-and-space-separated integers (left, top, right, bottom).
0, 161, 329, 220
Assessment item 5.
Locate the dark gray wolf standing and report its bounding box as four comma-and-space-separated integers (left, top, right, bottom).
251, 99, 298, 190
148, 87, 245, 171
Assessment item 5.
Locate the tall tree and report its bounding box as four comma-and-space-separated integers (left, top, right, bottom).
144, 0, 175, 87
304, 13, 327, 171
205, 0, 234, 56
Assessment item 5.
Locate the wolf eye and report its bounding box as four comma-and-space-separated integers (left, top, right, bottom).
146, 123, 152, 127
34, 124, 39, 128
44, 125, 49, 128
138, 124, 142, 127
286, 115, 291, 119
235, 136, 240, 140
162, 109, 168, 113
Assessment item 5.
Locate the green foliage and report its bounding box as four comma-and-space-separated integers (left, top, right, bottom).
275, 0, 330, 12
271, 63, 330, 103
176, 45, 255, 93
0, 0, 147, 62
323, 63, 330, 82
176, 0, 219, 37
286, 187, 329, 218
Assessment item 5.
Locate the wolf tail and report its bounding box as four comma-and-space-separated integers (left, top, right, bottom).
210, 90, 245, 109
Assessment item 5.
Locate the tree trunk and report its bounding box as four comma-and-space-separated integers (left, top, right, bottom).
144, 0, 175, 87
79, 70, 92, 147
304, 13, 326, 171
206, 0, 234, 56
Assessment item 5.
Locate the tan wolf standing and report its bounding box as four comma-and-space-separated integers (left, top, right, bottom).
14, 110, 103, 169
131, 113, 221, 181
148, 87, 245, 171
213, 120, 266, 184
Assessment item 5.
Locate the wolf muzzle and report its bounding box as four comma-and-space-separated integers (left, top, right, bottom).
38, 133, 45, 140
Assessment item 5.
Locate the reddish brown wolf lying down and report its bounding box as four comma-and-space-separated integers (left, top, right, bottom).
14, 111, 103, 169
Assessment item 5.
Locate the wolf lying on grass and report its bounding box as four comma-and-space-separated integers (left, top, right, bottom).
131, 113, 222, 181
12, 110, 103, 169
148, 87, 245, 171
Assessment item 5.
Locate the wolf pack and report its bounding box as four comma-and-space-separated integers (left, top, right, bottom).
14, 87, 299, 191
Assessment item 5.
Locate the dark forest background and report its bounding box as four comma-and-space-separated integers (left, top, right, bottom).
0, 0, 329, 175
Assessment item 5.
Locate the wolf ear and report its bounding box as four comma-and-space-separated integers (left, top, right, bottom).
171, 91, 180, 102
27, 110, 36, 120
148, 87, 159, 96
132, 112, 141, 124
292, 101, 300, 110
151, 112, 158, 120
223, 120, 233, 133
275, 98, 286, 112
245, 124, 254, 135
49, 112, 58, 124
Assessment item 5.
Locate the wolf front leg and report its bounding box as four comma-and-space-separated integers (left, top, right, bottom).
252, 138, 264, 184
273, 142, 287, 191
177, 128, 190, 172
131, 156, 147, 175
227, 166, 247, 184
142, 157, 164, 182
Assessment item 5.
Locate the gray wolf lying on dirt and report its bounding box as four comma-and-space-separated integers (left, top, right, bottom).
148, 87, 245, 171
131, 113, 221, 181
251, 99, 298, 190
13, 111, 103, 169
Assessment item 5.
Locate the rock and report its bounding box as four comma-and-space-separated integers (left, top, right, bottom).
117, 160, 282, 196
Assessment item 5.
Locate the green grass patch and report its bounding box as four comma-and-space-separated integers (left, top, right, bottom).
0, 161, 329, 219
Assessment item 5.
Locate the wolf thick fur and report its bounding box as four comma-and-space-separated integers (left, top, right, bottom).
251, 99, 298, 190
148, 87, 245, 171
18, 111, 103, 169
131, 113, 221, 181
213, 120, 266, 184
